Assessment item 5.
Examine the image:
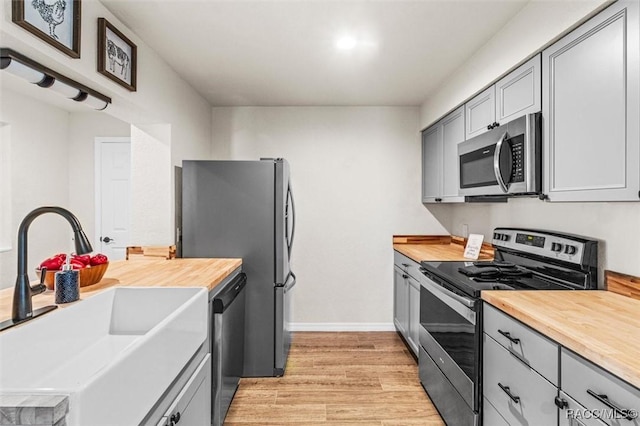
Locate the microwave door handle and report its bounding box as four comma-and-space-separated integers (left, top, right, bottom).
493, 132, 509, 193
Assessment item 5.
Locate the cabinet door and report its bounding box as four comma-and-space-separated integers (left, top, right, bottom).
542, 0, 639, 201
495, 54, 541, 124
164, 354, 211, 426
407, 276, 420, 356
393, 266, 408, 336
441, 106, 465, 202
465, 86, 496, 139
421, 124, 442, 202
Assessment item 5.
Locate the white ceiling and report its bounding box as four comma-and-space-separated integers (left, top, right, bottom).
101, 0, 529, 107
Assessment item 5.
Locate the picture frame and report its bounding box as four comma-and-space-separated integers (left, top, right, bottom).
12, 0, 81, 58
97, 18, 137, 91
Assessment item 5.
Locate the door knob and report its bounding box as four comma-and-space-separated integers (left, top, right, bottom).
100, 236, 113, 243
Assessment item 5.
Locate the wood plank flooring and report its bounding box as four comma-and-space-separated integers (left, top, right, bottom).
225, 332, 445, 425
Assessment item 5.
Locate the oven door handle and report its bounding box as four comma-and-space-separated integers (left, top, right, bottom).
493, 132, 509, 193
420, 268, 475, 308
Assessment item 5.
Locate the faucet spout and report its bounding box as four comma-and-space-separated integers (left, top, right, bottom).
12, 206, 93, 323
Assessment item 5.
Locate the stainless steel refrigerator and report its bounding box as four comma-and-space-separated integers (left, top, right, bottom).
182, 159, 296, 377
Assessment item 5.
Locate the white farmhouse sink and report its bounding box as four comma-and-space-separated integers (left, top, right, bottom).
0, 286, 208, 426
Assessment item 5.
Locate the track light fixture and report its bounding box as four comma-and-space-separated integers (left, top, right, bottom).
0, 48, 111, 111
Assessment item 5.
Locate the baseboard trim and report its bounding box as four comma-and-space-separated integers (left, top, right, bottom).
291, 322, 396, 332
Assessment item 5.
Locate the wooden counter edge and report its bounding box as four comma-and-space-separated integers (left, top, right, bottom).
481, 291, 640, 390
606, 270, 640, 300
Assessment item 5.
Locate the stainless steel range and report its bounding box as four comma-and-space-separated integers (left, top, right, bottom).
417, 228, 598, 426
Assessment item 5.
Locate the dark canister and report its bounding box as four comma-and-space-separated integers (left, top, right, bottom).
55, 257, 79, 304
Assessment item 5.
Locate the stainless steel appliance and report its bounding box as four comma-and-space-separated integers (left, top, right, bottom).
418, 228, 598, 426
211, 273, 246, 426
182, 159, 296, 377
458, 112, 541, 197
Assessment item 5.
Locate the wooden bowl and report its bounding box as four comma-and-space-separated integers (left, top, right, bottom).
37, 262, 109, 290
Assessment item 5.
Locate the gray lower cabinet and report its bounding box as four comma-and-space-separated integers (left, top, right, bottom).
542, 0, 640, 201
156, 354, 212, 426
393, 265, 409, 336
393, 251, 421, 356
484, 302, 640, 426
557, 349, 640, 426
483, 302, 560, 426
421, 106, 465, 203
558, 391, 608, 426
483, 334, 558, 426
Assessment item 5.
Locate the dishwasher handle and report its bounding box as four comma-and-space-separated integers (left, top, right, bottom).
212, 273, 247, 313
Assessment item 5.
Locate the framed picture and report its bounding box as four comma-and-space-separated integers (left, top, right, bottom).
97, 18, 137, 91
12, 0, 81, 58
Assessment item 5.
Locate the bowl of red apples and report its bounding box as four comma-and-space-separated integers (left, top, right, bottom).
36, 253, 109, 289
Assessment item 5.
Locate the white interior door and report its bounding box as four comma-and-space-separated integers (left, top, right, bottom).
95, 138, 131, 260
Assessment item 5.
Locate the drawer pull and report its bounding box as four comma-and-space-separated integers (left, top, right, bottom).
555, 396, 568, 409
402, 263, 409, 267
498, 329, 520, 344
587, 389, 635, 421
498, 383, 520, 404
402, 274, 409, 279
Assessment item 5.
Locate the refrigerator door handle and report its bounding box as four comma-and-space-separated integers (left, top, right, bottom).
287, 183, 296, 255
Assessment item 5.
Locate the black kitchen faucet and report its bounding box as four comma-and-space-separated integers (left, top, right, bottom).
0, 206, 93, 332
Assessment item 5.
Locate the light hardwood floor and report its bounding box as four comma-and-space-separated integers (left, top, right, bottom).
225, 332, 445, 425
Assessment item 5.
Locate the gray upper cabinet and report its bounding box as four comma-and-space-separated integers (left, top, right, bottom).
465, 86, 495, 139
465, 54, 541, 141
495, 54, 541, 124
422, 106, 465, 203
441, 107, 465, 201
542, 0, 640, 202
421, 125, 442, 202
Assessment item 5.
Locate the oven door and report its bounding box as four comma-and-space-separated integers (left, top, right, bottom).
419, 272, 480, 412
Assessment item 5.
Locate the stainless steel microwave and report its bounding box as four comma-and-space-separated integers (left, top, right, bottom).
458, 112, 541, 197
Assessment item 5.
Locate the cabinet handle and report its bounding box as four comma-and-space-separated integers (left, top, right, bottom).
402, 263, 409, 267
498, 383, 520, 404
498, 329, 520, 344
402, 274, 409, 279
170, 412, 181, 425
492, 122, 499, 128
587, 389, 636, 420
555, 396, 568, 409
487, 124, 493, 130
435, 198, 442, 202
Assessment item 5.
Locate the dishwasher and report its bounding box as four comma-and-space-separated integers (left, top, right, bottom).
211, 272, 247, 426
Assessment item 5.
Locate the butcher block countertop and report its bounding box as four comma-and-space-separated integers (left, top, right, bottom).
393, 235, 494, 262
0, 258, 242, 325
482, 290, 640, 389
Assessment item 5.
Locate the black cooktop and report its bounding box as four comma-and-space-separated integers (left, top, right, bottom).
420, 260, 574, 298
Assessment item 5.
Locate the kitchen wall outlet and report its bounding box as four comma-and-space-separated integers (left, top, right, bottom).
461, 224, 469, 238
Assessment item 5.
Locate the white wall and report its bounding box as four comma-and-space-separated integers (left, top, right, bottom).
0, 90, 71, 288
1, 0, 213, 251
212, 106, 448, 328
421, 0, 640, 280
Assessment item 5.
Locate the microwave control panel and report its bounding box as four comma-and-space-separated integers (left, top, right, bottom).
508, 134, 525, 182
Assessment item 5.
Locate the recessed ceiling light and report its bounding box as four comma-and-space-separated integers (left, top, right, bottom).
336, 36, 357, 50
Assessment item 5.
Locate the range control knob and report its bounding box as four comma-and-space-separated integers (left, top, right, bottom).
551, 242, 563, 252
564, 245, 577, 255
501, 234, 510, 242
493, 232, 501, 240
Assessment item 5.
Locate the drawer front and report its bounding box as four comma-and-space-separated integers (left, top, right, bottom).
483, 334, 558, 426
484, 303, 559, 385
484, 397, 510, 426
558, 391, 608, 426
393, 250, 422, 280
561, 349, 640, 426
